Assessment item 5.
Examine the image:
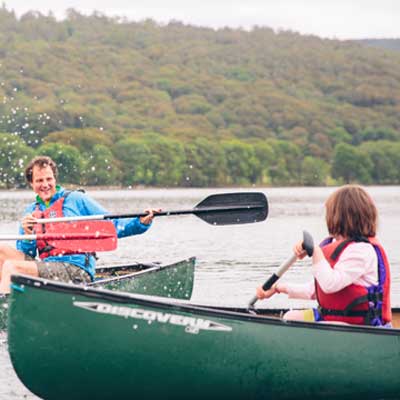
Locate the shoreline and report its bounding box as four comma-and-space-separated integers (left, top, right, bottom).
1, 183, 400, 192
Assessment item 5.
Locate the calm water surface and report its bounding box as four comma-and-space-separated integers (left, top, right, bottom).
1, 186, 399, 399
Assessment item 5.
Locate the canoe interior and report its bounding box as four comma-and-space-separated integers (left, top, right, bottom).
91, 257, 195, 300
210, 305, 400, 329
93, 261, 161, 280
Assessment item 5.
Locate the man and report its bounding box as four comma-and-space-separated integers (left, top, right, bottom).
0, 155, 158, 294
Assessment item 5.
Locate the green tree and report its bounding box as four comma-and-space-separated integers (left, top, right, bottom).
360, 127, 399, 142
301, 156, 329, 186
332, 143, 373, 184
113, 133, 186, 187
173, 94, 212, 115
183, 138, 227, 186
360, 141, 400, 184
325, 127, 352, 150
83, 144, 120, 186
268, 140, 302, 185
253, 141, 277, 185
144, 134, 186, 186
112, 137, 153, 186
222, 140, 261, 185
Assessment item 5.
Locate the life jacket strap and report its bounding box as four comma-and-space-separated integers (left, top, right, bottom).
38, 244, 55, 256
330, 236, 370, 261
318, 306, 369, 318
344, 292, 383, 312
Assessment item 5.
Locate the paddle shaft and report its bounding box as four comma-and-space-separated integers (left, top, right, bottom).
248, 253, 297, 307
22, 192, 268, 226
248, 230, 314, 308
36, 205, 265, 223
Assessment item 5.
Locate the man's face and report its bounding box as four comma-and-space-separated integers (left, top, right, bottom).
30, 165, 57, 202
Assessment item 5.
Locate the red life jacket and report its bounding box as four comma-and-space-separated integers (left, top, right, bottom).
316, 237, 391, 326
33, 193, 82, 259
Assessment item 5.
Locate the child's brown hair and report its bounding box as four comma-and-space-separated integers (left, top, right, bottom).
325, 185, 377, 239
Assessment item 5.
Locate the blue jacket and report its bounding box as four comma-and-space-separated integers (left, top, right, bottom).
17, 187, 151, 279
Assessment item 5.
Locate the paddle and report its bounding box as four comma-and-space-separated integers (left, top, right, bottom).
0, 221, 117, 252
34, 192, 268, 226
248, 230, 314, 308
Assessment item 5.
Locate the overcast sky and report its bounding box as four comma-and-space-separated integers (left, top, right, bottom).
5, 0, 400, 40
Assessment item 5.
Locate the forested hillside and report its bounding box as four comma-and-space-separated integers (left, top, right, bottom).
0, 6, 399, 187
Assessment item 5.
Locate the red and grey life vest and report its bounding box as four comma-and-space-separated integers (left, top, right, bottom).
33, 192, 87, 259
316, 237, 391, 326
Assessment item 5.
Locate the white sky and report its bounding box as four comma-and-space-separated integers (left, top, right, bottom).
4, 0, 400, 40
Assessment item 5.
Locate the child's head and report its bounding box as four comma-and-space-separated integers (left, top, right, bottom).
325, 185, 377, 239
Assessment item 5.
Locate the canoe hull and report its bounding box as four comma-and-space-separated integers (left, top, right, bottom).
7, 276, 400, 400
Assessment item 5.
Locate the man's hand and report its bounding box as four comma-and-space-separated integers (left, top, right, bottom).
139, 208, 161, 225
22, 214, 37, 234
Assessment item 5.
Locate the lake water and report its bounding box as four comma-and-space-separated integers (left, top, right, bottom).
1, 186, 400, 399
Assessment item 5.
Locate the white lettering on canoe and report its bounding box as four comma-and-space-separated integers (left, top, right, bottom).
73, 302, 232, 334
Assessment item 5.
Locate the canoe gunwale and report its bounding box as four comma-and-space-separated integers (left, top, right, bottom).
94, 261, 160, 274
90, 257, 196, 286
10, 274, 400, 337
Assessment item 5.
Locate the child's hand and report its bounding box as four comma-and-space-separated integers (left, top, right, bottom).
256, 285, 277, 300
293, 240, 307, 259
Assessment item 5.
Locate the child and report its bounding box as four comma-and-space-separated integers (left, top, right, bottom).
256, 185, 391, 326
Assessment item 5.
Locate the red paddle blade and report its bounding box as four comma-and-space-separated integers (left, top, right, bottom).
35, 221, 117, 252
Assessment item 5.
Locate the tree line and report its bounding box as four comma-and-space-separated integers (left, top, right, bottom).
1, 131, 399, 188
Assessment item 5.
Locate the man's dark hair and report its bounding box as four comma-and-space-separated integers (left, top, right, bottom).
25, 156, 58, 183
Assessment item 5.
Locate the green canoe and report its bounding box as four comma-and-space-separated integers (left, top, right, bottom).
7, 275, 400, 400
0, 257, 195, 330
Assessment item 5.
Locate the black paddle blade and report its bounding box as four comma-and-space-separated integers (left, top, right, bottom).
193, 192, 268, 225
302, 230, 314, 257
